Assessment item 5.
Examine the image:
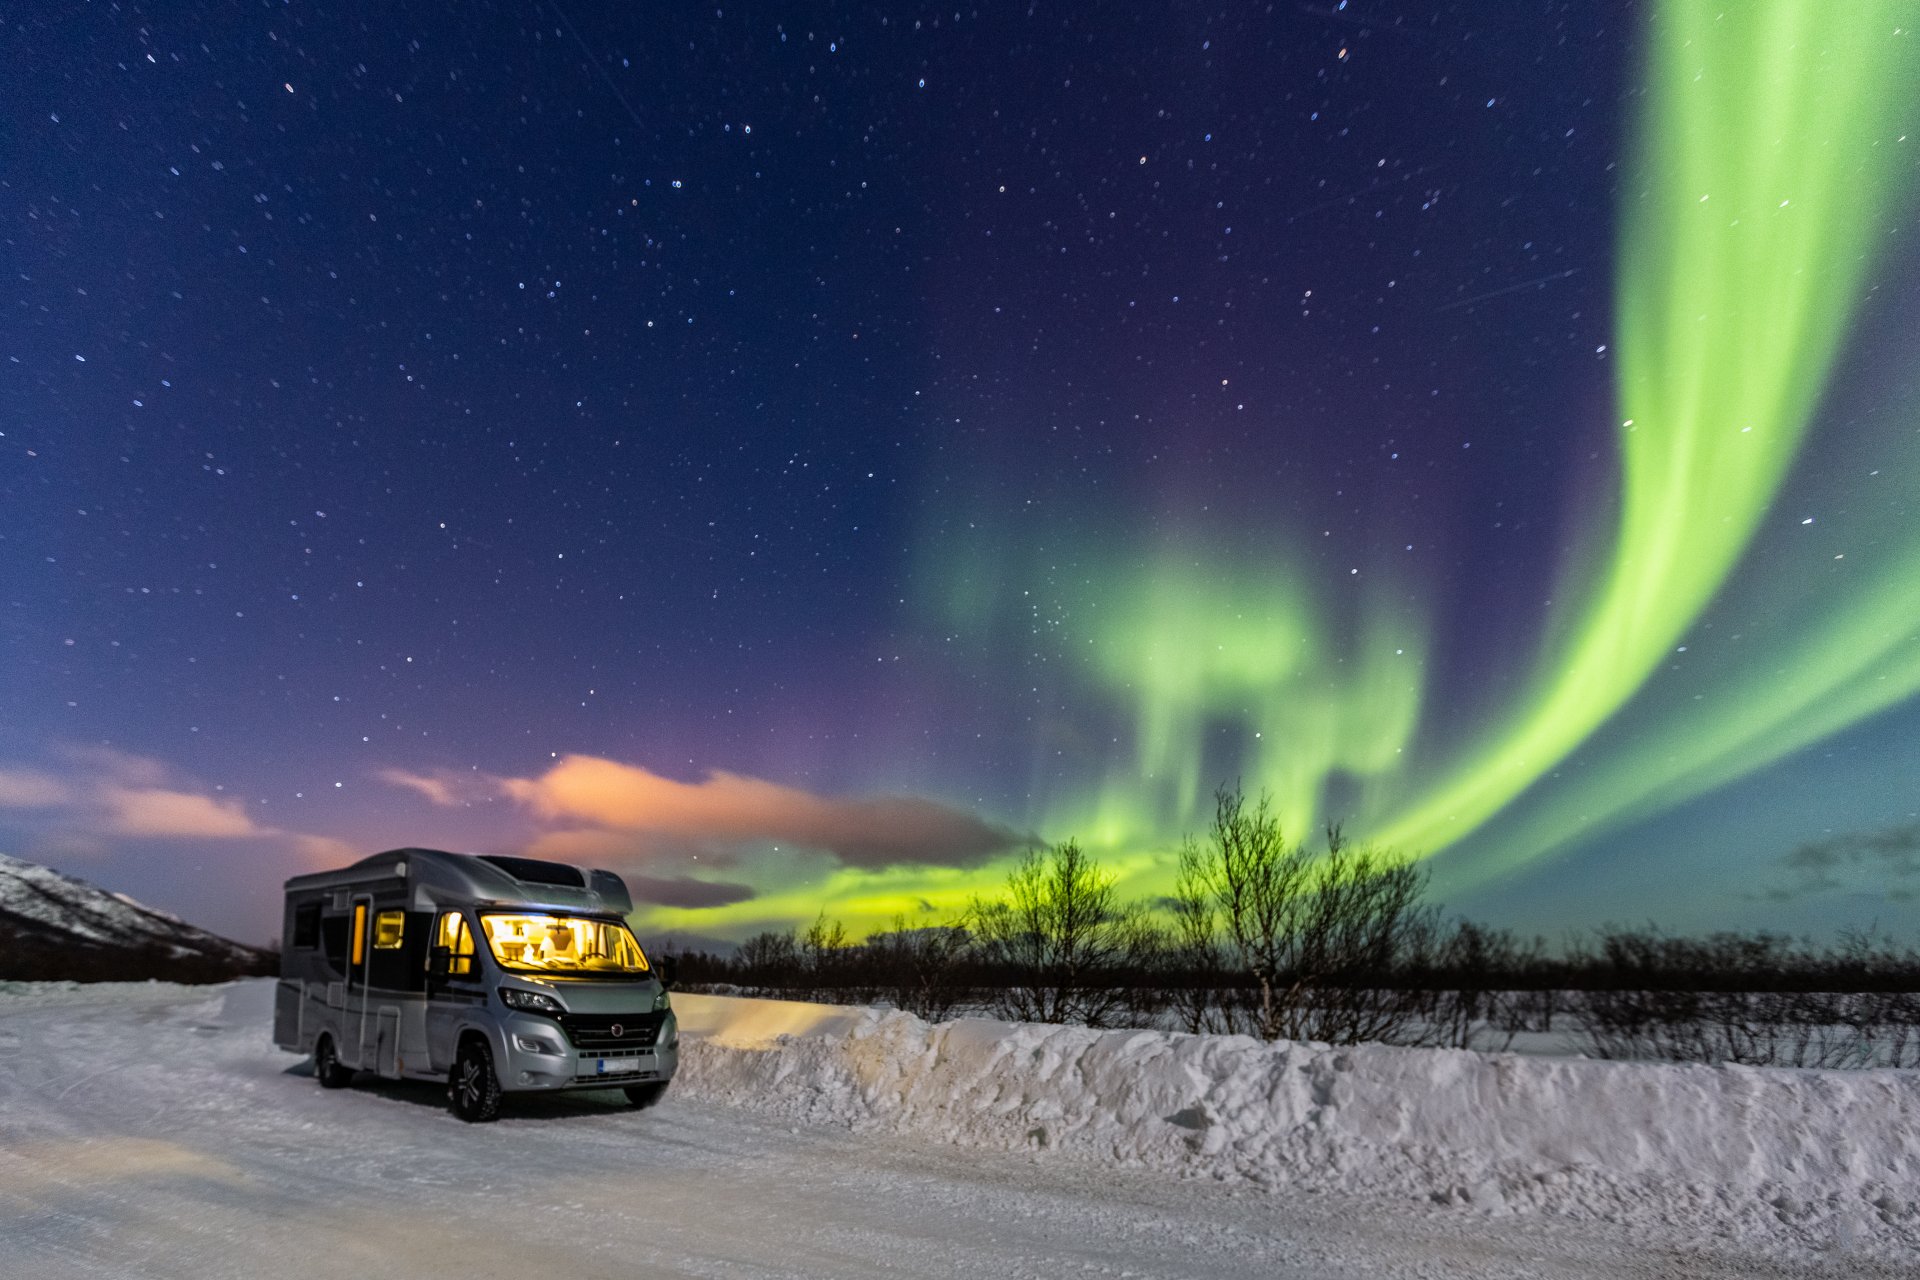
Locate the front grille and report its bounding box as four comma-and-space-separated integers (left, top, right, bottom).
555, 1010, 665, 1050
571, 1047, 663, 1085
573, 1067, 662, 1085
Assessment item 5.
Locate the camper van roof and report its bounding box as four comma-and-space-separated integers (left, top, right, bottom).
283, 847, 633, 915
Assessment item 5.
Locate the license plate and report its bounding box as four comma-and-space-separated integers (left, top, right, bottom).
596, 1057, 642, 1075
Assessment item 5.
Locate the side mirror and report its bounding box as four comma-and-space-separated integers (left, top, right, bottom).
656, 955, 678, 989
428, 946, 451, 979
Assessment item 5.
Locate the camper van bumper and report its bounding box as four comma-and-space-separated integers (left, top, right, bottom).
493, 1010, 679, 1093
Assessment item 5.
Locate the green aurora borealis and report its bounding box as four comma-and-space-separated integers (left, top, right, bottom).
725, 0, 1920, 937
1374, 0, 1920, 870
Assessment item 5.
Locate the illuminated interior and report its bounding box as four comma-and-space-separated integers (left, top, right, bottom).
373, 910, 404, 950
480, 913, 650, 976
436, 910, 475, 976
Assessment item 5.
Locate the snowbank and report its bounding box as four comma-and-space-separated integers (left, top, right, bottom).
671, 993, 1920, 1254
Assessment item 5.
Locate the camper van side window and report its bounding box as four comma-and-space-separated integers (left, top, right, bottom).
292, 903, 321, 949
320, 915, 349, 973
372, 910, 405, 949
436, 910, 474, 977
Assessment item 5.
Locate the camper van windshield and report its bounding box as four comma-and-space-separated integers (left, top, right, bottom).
479, 913, 650, 977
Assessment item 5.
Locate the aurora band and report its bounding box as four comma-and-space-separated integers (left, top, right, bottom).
1372, 0, 1919, 863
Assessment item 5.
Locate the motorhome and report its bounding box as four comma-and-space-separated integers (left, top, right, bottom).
274, 847, 678, 1122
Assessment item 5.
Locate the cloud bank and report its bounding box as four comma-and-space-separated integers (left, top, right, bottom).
1763, 822, 1920, 903
0, 748, 344, 863
0, 769, 73, 809
495, 754, 1023, 869
623, 874, 759, 909
99, 787, 261, 839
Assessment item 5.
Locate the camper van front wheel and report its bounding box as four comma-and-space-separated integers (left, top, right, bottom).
313, 1035, 353, 1089
450, 1037, 503, 1123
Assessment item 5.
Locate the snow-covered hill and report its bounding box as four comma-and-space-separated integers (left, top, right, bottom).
0, 852, 272, 982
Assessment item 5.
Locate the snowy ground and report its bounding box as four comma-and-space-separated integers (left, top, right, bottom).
1, 981, 1913, 1279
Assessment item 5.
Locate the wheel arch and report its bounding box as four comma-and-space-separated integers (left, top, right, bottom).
453, 1020, 507, 1062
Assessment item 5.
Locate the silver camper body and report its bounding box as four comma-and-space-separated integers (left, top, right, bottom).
274, 848, 678, 1106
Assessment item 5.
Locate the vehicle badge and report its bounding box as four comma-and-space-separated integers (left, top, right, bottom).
610, 1023, 623, 1038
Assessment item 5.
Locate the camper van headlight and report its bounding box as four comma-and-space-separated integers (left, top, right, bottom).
499, 987, 563, 1015
652, 989, 672, 1012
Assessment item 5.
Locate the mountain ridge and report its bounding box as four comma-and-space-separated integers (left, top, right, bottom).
0, 852, 276, 983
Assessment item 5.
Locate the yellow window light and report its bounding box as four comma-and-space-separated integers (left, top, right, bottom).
478, 912, 650, 976
373, 910, 405, 950
436, 910, 474, 976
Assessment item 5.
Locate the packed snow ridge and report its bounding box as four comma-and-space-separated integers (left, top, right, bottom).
671, 993, 1920, 1256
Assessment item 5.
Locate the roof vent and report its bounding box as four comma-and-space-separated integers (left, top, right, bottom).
476, 854, 585, 888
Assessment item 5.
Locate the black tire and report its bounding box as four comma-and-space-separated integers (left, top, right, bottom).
449, 1037, 503, 1123
313, 1034, 353, 1089
623, 1080, 669, 1110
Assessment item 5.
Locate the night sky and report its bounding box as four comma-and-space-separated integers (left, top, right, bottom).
6, 1, 1919, 947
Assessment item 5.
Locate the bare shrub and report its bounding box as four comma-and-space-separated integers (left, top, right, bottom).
736, 927, 801, 995
799, 911, 855, 1003
652, 826, 1919, 1069
1418, 920, 1506, 1050
1175, 786, 1308, 1040
1291, 830, 1436, 1045
1179, 786, 1436, 1045
1565, 926, 1920, 1068
1505, 980, 1567, 1037
968, 840, 1158, 1028
653, 940, 732, 991
1165, 865, 1242, 1035
863, 916, 974, 1022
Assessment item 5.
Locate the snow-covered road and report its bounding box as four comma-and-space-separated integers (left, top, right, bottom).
0, 981, 1904, 1279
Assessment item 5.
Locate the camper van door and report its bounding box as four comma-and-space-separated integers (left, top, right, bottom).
424, 910, 482, 1071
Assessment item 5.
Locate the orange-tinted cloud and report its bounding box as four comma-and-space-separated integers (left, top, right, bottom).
502, 754, 1021, 868
375, 767, 505, 809
56, 745, 171, 788
291, 833, 360, 868
99, 787, 264, 838
520, 820, 758, 909
1, 749, 341, 862
377, 768, 459, 807
520, 826, 729, 866
0, 769, 73, 809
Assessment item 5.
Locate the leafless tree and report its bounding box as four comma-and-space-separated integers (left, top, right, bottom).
799, 911, 854, 1002
1177, 786, 1309, 1039
864, 915, 974, 1022
662, 840, 1920, 1069
737, 927, 800, 994
1166, 861, 1240, 1034
1180, 785, 1435, 1044
1284, 828, 1435, 1044
968, 840, 1156, 1028
1416, 920, 1538, 1051
1563, 926, 1920, 1067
